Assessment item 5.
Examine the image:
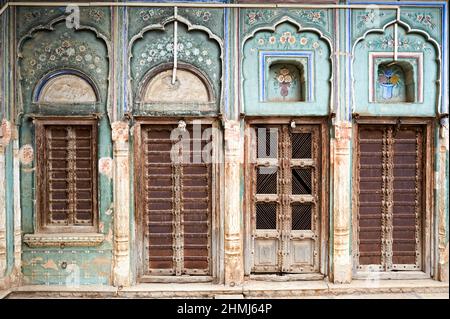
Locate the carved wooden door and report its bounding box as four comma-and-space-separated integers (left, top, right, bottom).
356, 125, 424, 271
251, 124, 321, 274
141, 124, 211, 276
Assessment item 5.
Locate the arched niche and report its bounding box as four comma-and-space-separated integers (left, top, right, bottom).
34, 70, 99, 104
352, 22, 439, 116
138, 63, 215, 112
267, 62, 306, 102
242, 20, 332, 116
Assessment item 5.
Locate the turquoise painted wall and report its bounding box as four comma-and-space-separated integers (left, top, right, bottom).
0, 1, 447, 286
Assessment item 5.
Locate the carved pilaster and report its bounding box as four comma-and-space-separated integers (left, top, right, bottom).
111, 121, 131, 287
223, 120, 244, 285
438, 121, 449, 282
0, 144, 6, 278
13, 133, 21, 277
332, 121, 352, 283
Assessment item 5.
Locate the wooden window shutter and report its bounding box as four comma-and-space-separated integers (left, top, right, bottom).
36, 119, 98, 232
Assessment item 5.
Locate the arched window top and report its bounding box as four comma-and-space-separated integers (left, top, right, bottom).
35, 71, 99, 104
141, 64, 214, 104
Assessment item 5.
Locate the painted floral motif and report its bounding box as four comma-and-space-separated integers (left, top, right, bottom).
88, 9, 104, 23
364, 34, 432, 53
356, 9, 386, 29
22, 8, 61, 22
272, 66, 299, 100
139, 8, 168, 22
406, 12, 436, 30
21, 29, 107, 91
189, 9, 212, 22
293, 10, 325, 25
256, 31, 323, 55
245, 9, 326, 27
134, 35, 219, 81
246, 10, 275, 25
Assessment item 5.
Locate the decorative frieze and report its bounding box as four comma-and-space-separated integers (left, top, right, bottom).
23, 233, 105, 248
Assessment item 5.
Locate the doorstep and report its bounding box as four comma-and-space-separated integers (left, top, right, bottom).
2, 279, 448, 299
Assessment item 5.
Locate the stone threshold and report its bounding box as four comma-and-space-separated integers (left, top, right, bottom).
2, 279, 448, 298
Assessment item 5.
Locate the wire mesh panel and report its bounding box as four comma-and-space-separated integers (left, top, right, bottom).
251, 124, 321, 274
142, 124, 211, 276
292, 204, 312, 230
357, 125, 423, 272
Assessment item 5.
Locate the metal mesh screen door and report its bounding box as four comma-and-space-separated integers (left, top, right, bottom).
356, 125, 424, 272
141, 123, 212, 276
251, 124, 321, 274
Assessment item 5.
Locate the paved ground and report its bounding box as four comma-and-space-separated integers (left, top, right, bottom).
2, 279, 449, 299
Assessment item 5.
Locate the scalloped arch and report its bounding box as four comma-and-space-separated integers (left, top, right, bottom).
16, 15, 111, 119
351, 19, 441, 114
127, 15, 224, 109
241, 16, 334, 114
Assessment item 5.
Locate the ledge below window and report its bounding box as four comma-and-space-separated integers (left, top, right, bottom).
23, 233, 105, 248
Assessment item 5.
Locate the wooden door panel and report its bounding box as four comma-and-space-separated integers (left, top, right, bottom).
251, 124, 321, 274
356, 125, 423, 272
142, 124, 212, 276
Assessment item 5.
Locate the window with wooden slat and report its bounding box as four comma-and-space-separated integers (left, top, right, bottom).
141, 124, 212, 276
36, 119, 98, 232
356, 124, 424, 271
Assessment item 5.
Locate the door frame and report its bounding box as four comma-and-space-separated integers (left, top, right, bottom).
351, 117, 434, 280
243, 116, 329, 280
133, 117, 223, 283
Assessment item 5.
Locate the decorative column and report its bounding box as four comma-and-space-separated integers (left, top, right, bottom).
0, 119, 11, 278
223, 120, 244, 285
331, 121, 352, 283
111, 121, 131, 287
438, 120, 449, 282
12, 127, 21, 278
0, 143, 6, 278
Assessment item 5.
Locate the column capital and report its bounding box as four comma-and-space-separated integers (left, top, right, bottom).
111, 121, 129, 143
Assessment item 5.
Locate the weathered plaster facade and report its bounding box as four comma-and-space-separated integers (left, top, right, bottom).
0, 0, 448, 295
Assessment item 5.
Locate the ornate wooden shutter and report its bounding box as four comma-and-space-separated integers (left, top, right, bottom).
143, 124, 211, 276
37, 121, 97, 231
357, 124, 423, 271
